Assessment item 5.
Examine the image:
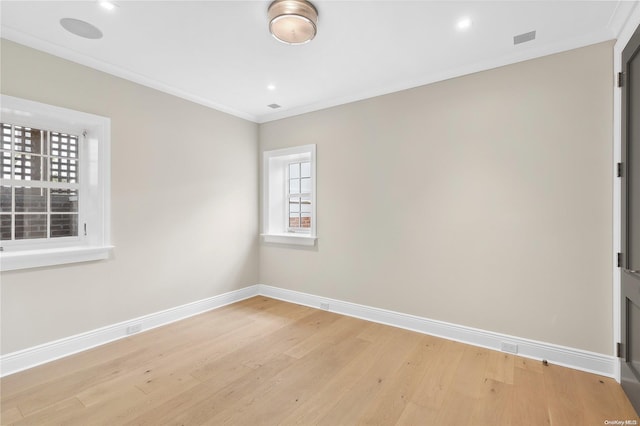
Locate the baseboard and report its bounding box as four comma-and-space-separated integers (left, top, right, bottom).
258, 284, 617, 378
0, 285, 259, 377
1, 283, 617, 379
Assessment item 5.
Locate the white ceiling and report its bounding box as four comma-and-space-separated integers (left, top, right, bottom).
1, 1, 638, 123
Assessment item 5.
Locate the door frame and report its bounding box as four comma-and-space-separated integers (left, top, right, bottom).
615, 6, 640, 382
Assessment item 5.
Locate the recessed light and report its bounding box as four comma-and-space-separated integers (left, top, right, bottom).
456, 17, 472, 31
267, 84, 276, 91
267, 104, 281, 109
60, 18, 103, 39
99, 1, 117, 11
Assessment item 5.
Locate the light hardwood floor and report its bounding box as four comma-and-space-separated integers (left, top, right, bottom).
1, 296, 638, 425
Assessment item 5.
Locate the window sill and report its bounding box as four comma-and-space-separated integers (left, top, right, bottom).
261, 233, 317, 247
0, 246, 114, 271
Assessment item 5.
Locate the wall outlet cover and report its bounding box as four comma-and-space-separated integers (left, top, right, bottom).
126, 324, 142, 335
501, 341, 518, 354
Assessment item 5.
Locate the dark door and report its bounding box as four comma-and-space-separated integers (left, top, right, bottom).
621, 22, 640, 415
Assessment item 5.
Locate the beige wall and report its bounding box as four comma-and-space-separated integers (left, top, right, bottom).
259, 41, 614, 355
0, 40, 259, 354
0, 39, 614, 357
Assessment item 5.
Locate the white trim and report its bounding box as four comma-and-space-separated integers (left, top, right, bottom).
258, 285, 617, 378
259, 31, 619, 123
261, 233, 316, 246
262, 145, 317, 244
4, 14, 626, 125
0, 245, 113, 271
0, 285, 259, 377
0, 27, 257, 123
0, 283, 616, 379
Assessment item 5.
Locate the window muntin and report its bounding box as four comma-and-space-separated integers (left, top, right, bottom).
287, 161, 312, 231
0, 123, 80, 242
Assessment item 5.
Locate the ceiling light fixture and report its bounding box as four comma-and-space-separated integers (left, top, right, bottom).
268, 0, 318, 45
267, 84, 276, 91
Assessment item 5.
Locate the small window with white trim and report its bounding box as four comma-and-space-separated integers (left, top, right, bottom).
262, 144, 316, 246
0, 95, 111, 271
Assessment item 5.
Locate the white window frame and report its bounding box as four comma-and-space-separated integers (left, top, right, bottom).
262, 144, 316, 246
0, 95, 112, 271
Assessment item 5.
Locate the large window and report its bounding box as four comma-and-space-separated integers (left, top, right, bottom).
1, 124, 80, 241
0, 95, 111, 271
262, 145, 316, 246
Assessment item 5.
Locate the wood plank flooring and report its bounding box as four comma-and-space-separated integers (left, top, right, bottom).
1, 296, 638, 425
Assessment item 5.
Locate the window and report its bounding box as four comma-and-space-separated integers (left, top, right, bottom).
1, 125, 80, 241
287, 161, 312, 231
0, 95, 111, 271
262, 145, 316, 246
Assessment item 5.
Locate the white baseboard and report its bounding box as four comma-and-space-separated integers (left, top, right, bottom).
0, 285, 259, 377
257, 284, 617, 378
1, 283, 616, 379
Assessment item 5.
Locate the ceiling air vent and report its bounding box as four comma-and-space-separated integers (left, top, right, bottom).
267, 103, 281, 109
514, 30, 536, 45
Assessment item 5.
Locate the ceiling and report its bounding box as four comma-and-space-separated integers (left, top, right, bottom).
1, 1, 638, 123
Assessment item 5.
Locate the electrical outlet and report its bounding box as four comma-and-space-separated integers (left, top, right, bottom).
500, 341, 518, 354
126, 323, 142, 335
320, 302, 330, 311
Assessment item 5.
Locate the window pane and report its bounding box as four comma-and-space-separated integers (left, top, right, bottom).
51, 214, 78, 238
289, 178, 299, 194
14, 154, 46, 181
301, 196, 311, 213
289, 163, 300, 179
301, 161, 311, 178
50, 157, 78, 183
50, 132, 78, 158
15, 214, 47, 239
300, 177, 311, 194
14, 127, 45, 155
301, 212, 311, 228
1, 151, 10, 179
289, 197, 300, 213
0, 214, 10, 240
51, 190, 78, 213
15, 187, 47, 212
2, 123, 11, 150
289, 212, 300, 228
0, 186, 11, 212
